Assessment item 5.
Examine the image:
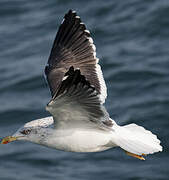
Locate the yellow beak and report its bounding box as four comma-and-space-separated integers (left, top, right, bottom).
1, 136, 17, 144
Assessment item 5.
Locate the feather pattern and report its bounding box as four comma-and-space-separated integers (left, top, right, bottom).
46, 67, 110, 129
45, 10, 107, 103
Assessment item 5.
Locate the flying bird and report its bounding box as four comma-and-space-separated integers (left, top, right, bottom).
1, 10, 162, 160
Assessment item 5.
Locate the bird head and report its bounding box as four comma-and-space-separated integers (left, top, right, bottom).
1, 117, 53, 145
1, 127, 33, 144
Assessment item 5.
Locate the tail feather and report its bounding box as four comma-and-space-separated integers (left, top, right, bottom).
112, 123, 162, 156
124, 123, 161, 144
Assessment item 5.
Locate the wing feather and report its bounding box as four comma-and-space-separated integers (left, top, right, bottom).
45, 10, 107, 103
46, 67, 109, 129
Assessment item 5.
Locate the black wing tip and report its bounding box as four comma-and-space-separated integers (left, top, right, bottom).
63, 9, 86, 28
67, 9, 76, 15
64, 9, 77, 19
48, 9, 92, 64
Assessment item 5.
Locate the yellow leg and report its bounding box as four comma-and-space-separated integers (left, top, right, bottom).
125, 151, 146, 160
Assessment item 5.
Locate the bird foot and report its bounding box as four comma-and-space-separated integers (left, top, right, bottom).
125, 151, 146, 160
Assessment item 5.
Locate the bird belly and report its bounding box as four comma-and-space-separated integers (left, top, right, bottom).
44, 128, 115, 152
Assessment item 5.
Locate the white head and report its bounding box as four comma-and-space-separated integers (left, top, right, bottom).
1, 117, 54, 144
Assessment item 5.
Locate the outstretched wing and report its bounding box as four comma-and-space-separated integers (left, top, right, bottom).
46, 67, 110, 129
45, 10, 107, 103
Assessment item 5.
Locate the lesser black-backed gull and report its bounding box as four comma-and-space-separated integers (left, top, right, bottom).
1, 10, 162, 160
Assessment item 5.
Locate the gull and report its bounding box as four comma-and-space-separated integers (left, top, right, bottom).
1, 10, 162, 160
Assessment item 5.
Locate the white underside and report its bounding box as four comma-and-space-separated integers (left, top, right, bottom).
20, 117, 162, 155
37, 127, 116, 152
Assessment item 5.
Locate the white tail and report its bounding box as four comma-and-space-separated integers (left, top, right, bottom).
112, 123, 162, 156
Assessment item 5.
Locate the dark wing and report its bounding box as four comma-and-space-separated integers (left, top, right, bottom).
46, 67, 110, 129
45, 10, 107, 103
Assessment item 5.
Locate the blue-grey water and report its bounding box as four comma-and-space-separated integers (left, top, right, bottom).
0, 0, 168, 180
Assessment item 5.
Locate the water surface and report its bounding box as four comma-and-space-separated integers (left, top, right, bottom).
0, 0, 168, 179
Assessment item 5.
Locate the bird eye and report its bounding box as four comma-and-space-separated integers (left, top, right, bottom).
20, 129, 31, 135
